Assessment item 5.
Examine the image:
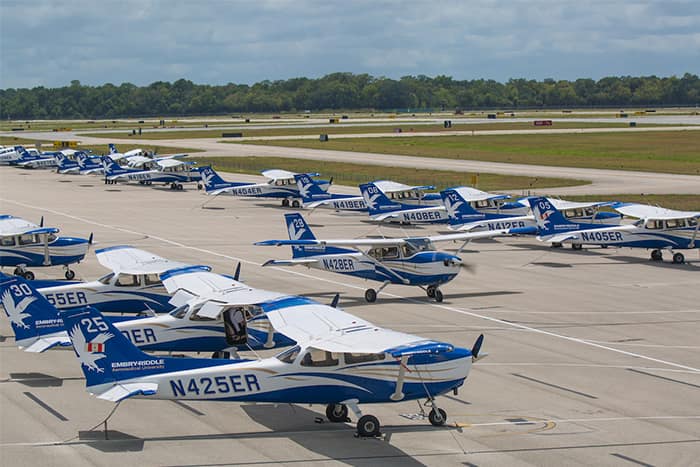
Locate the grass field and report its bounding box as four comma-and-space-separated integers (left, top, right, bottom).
81, 121, 673, 140
191, 156, 587, 191
237, 131, 700, 175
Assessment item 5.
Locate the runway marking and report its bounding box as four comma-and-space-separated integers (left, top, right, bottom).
23, 391, 68, 421
464, 415, 700, 428
627, 368, 700, 389
511, 373, 598, 399
4, 198, 699, 374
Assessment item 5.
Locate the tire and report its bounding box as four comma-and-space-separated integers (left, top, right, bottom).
282, 199, 290, 207
364, 289, 377, 303
197, 183, 203, 190
23, 271, 35, 280
292, 199, 300, 208
426, 285, 436, 298
357, 415, 380, 437
13, 267, 22, 276
552, 242, 563, 248
601, 245, 609, 249
211, 351, 231, 359
65, 270, 75, 280
177, 184, 184, 190
428, 408, 447, 427
434, 289, 444, 302
572, 243, 583, 250
326, 404, 349, 422
651, 249, 663, 261
673, 252, 685, 264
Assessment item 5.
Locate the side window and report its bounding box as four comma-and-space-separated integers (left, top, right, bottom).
189, 310, 215, 321
665, 219, 679, 229
276, 346, 301, 364
144, 274, 161, 285
47, 233, 57, 243
19, 234, 36, 245
169, 305, 189, 319
383, 247, 399, 259
645, 220, 662, 230
300, 348, 340, 367
344, 353, 386, 364
97, 273, 114, 285
689, 218, 698, 227
1, 236, 15, 246
115, 274, 139, 287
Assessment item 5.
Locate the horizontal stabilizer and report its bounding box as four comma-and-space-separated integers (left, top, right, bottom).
23, 336, 72, 353
95, 382, 159, 402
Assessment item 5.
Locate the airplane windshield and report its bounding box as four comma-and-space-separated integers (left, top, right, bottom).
169, 305, 189, 319
300, 348, 340, 367
276, 345, 300, 363
97, 272, 114, 284
0, 236, 15, 246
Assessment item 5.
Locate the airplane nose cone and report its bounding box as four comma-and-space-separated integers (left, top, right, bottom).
443, 256, 462, 267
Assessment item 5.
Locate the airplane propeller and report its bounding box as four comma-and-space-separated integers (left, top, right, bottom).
330, 293, 340, 308
233, 262, 241, 281
471, 333, 484, 362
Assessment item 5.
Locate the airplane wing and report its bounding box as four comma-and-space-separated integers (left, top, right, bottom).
428, 229, 513, 243
264, 297, 455, 355
161, 267, 243, 296
23, 336, 72, 353
448, 186, 510, 202
94, 382, 159, 402
371, 206, 445, 222
612, 203, 700, 220
372, 180, 435, 193
0, 215, 40, 236
95, 245, 198, 275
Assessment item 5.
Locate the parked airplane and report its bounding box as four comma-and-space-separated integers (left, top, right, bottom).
55, 151, 98, 174
295, 173, 367, 211
107, 144, 145, 165
442, 188, 538, 232
15, 147, 69, 169
0, 215, 91, 279
58, 293, 485, 436
37, 245, 199, 313
529, 197, 699, 263
0, 145, 30, 165
0, 271, 293, 355
102, 156, 201, 190
360, 182, 449, 224
256, 213, 511, 302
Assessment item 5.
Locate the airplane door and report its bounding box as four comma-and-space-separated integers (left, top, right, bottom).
223, 307, 248, 346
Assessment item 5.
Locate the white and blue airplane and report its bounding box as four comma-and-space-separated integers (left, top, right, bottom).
55, 151, 99, 174
15, 147, 68, 169
360, 182, 449, 224
0, 271, 294, 355
0, 215, 91, 280
256, 213, 510, 302
200, 166, 331, 207
56, 290, 485, 436
107, 144, 146, 165
529, 197, 699, 263
441, 188, 539, 232
295, 173, 368, 211
0, 145, 33, 165
36, 245, 199, 313
102, 156, 201, 190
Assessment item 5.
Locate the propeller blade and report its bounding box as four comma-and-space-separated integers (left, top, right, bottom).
330, 293, 340, 308
471, 334, 484, 361
233, 262, 241, 281
88, 232, 94, 245
39, 216, 44, 227
461, 262, 476, 274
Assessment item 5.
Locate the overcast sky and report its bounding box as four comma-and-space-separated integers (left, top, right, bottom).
1, 0, 698, 89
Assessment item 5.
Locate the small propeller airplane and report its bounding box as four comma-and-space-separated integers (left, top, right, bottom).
256, 213, 512, 302
360, 182, 449, 224
55, 151, 99, 174
0, 270, 295, 355
15, 147, 67, 169
107, 144, 146, 165
0, 215, 91, 280
0, 145, 33, 165
56, 290, 486, 436
528, 197, 700, 263
295, 174, 368, 211
37, 245, 201, 313
101, 156, 201, 190
200, 167, 331, 207
441, 187, 539, 232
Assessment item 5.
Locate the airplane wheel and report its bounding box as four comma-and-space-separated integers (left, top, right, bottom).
65, 270, 75, 280
651, 249, 663, 261
552, 242, 563, 248
282, 199, 290, 207
434, 289, 444, 303
13, 267, 23, 276
23, 271, 35, 280
357, 415, 380, 437
177, 184, 184, 190
426, 285, 436, 298
673, 253, 685, 264
326, 403, 349, 422
572, 243, 583, 250
211, 351, 231, 359
364, 289, 377, 303
291, 199, 300, 208
601, 245, 609, 249
146, 181, 152, 186
197, 183, 203, 190
428, 408, 447, 427
139, 180, 145, 185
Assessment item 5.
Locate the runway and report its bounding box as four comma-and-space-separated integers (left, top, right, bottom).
1, 167, 699, 466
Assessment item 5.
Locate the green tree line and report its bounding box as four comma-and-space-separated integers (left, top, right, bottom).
2, 73, 699, 119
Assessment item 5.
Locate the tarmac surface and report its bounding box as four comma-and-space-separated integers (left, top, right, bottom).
1, 167, 699, 466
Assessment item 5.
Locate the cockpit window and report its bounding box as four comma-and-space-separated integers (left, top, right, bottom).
97, 272, 114, 285
47, 233, 57, 243
344, 352, 386, 364
169, 305, 189, 319
19, 234, 38, 245
144, 273, 161, 285
645, 220, 663, 230
1, 236, 15, 246
115, 274, 139, 287
276, 345, 300, 363
300, 348, 340, 367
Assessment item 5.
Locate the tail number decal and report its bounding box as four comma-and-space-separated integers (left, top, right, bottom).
46, 291, 88, 307
170, 375, 260, 397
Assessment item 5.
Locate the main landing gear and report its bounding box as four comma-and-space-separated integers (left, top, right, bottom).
63, 265, 76, 280
364, 281, 390, 303
13, 266, 34, 280
650, 249, 685, 264
281, 198, 301, 208
169, 183, 184, 190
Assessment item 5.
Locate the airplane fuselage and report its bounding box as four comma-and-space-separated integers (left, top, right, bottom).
0, 237, 88, 268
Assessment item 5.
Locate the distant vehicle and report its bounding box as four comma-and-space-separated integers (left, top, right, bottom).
200, 166, 331, 207
0, 215, 91, 280
529, 197, 699, 263
57, 290, 486, 437
256, 212, 512, 302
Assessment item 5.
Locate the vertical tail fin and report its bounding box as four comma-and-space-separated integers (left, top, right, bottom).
359, 183, 400, 216
284, 213, 317, 258
440, 189, 483, 225
109, 143, 118, 154
198, 166, 229, 192
294, 174, 328, 202
527, 197, 576, 235
0, 273, 65, 349
100, 155, 119, 175
60, 306, 157, 387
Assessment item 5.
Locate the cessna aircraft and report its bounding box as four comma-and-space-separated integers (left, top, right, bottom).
0, 145, 31, 165
102, 156, 201, 190
107, 144, 146, 165
442, 188, 538, 232
0, 271, 293, 355
200, 166, 332, 207
295, 174, 368, 211
256, 213, 511, 302
37, 245, 198, 313
57, 292, 485, 436
0, 215, 91, 280
360, 182, 449, 224
529, 197, 699, 263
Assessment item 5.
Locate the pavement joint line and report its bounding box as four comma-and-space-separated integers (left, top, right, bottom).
610, 453, 656, 467
3, 197, 699, 374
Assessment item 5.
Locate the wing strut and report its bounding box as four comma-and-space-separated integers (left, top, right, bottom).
390, 355, 410, 401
